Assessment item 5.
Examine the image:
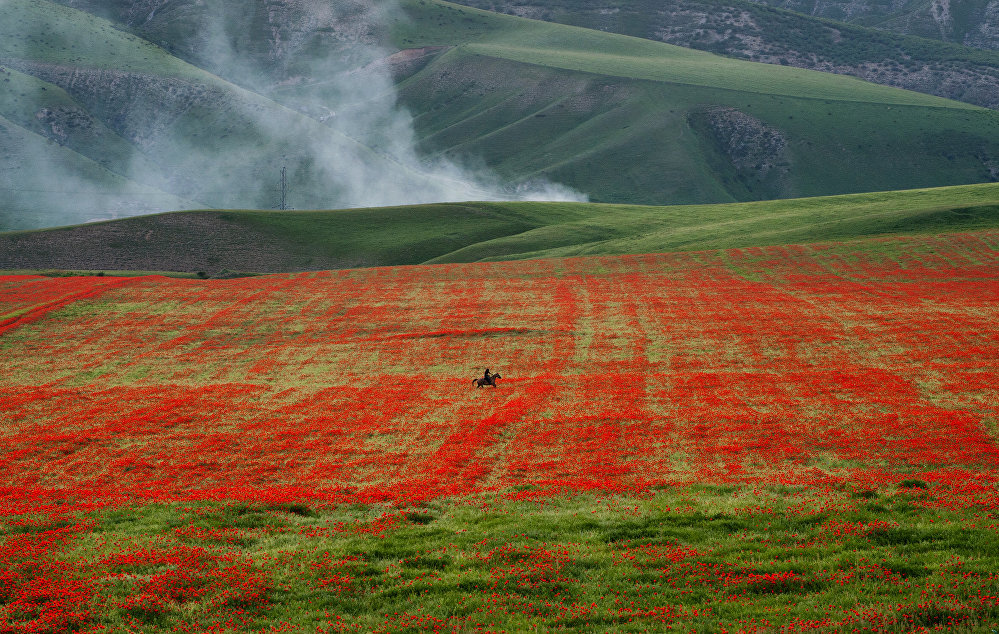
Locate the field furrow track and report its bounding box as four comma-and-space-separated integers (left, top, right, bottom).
0, 275, 142, 337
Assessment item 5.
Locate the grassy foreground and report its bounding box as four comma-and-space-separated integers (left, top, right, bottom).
8, 485, 998, 632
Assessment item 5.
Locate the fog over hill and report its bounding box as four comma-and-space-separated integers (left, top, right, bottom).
0, 0, 583, 231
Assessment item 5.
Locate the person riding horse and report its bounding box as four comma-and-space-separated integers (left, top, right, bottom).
474, 368, 501, 388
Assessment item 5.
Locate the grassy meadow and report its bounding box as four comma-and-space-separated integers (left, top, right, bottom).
2, 1, 999, 631
393, 2, 999, 203
461, 24, 972, 107
16, 485, 998, 632
447, 0, 999, 108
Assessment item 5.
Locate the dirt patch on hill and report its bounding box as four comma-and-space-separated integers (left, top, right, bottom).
0, 212, 373, 273
382, 47, 450, 80
688, 106, 790, 199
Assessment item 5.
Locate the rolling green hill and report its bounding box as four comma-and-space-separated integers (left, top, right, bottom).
390, 6, 999, 204
0, 110, 192, 229
456, 23, 970, 106
2, 183, 997, 273
3, 0, 999, 232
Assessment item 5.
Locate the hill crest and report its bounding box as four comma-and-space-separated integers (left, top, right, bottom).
2, 184, 997, 274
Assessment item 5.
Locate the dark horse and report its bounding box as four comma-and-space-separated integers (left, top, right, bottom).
473, 373, 501, 388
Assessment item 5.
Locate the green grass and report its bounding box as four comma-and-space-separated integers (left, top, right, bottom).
0, 0, 202, 77
398, 47, 999, 205
3, 183, 997, 272
437, 182, 999, 262
393, 0, 981, 109
0, 67, 174, 189
386, 2, 999, 205
0, 0, 428, 228
27, 486, 999, 631
461, 20, 976, 108
447, 0, 999, 95
0, 111, 191, 230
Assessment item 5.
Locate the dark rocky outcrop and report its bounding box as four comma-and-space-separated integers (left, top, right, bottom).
688, 107, 790, 199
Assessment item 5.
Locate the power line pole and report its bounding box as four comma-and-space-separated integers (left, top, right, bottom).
280, 165, 287, 211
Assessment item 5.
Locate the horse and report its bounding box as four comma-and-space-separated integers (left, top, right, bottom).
473, 373, 501, 388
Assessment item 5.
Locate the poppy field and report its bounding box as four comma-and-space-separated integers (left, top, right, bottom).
2, 231, 999, 632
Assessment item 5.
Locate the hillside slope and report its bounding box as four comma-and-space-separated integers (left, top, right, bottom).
0, 0, 528, 230
3, 0, 999, 231
391, 6, 999, 205
2, 184, 997, 273
450, 0, 999, 109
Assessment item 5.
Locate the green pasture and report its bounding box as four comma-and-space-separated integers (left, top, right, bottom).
3, 183, 997, 273
11, 485, 998, 631
435, 182, 999, 262
0, 67, 176, 190
463, 26, 973, 108
446, 0, 999, 84
390, 2, 999, 205
393, 0, 977, 109
0, 0, 432, 228
399, 47, 999, 205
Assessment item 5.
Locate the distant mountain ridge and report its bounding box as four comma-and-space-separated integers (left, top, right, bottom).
0, 0, 449, 230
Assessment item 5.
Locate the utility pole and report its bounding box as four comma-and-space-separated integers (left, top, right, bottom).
280, 165, 287, 210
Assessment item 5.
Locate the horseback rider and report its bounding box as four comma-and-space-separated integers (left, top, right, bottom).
473, 368, 500, 388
